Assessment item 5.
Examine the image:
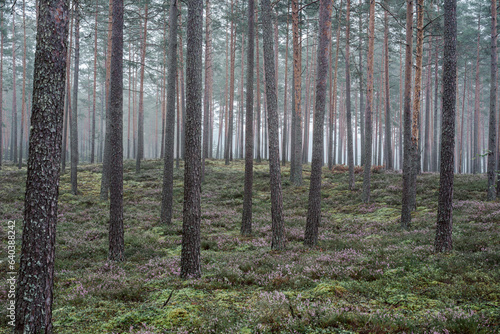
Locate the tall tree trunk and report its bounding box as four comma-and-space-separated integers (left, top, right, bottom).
290, 0, 302, 184
136, 2, 148, 173
304, 0, 332, 246
433, 38, 439, 172
179, 8, 186, 160
108, 0, 124, 261
473, 15, 481, 174
18, 0, 27, 169
11, 11, 17, 165
128, 45, 132, 159
261, 0, 285, 250
400, 0, 414, 227
282, 4, 290, 166
487, 0, 497, 200
161, 0, 177, 225
255, 10, 262, 163
362, 0, 375, 203
100, 0, 113, 201
181, 0, 203, 279
408, 0, 424, 212
345, 0, 354, 189
303, 36, 311, 164
14, 0, 69, 331
202, 0, 212, 179
423, 37, 432, 172
242, 0, 255, 236
225, 0, 237, 165
71, 3, 80, 195
91, 0, 98, 163
358, 0, 365, 166
435, 0, 456, 252
383, 0, 393, 170
0, 11, 3, 169
458, 63, 467, 174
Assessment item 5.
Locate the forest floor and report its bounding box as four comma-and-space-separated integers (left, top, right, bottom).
1, 159, 499, 333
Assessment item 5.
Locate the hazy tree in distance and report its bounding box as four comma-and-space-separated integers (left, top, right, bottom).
383, 0, 393, 170
161, 0, 178, 225
14, 0, 69, 331
136, 1, 148, 174
362, 0, 375, 203
108, 0, 124, 261
181, 0, 203, 278
304, 0, 332, 247
241, 0, 255, 236
261, 0, 285, 250
435, 0, 457, 253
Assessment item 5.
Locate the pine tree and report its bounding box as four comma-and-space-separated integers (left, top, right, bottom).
15, 0, 69, 331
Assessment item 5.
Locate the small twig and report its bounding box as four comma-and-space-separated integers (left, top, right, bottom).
286, 295, 296, 318
161, 289, 176, 308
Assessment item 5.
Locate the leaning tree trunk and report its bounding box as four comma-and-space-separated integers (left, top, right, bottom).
14, 0, 69, 331
435, 0, 457, 253
241, 0, 255, 236
70, 3, 80, 195
161, 0, 178, 225
261, 0, 285, 250
362, 0, 375, 203
487, 0, 497, 200
400, 0, 413, 228
304, 0, 332, 247
181, 0, 203, 279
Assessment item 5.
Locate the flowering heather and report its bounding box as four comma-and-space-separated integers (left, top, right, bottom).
0, 160, 498, 333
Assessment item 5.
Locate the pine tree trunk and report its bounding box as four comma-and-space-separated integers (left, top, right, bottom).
100, 0, 113, 201
473, 16, 481, 174
14, 0, 69, 331
423, 38, 432, 172
345, 0, 355, 189
161, 0, 178, 225
11, 12, 17, 165
290, 0, 302, 185
136, 2, 148, 173
18, 0, 27, 169
225, 0, 237, 165
261, 0, 285, 250
435, 0, 456, 253
304, 0, 332, 246
433, 40, 439, 172
383, 0, 393, 170
409, 0, 424, 212
242, 0, 255, 236
91, 0, 98, 163
487, 0, 497, 200
181, 0, 203, 279
108, 0, 124, 262
70, 4, 80, 195
358, 0, 365, 166
400, 0, 414, 227
362, 0, 375, 203
202, 0, 212, 179
0, 11, 3, 169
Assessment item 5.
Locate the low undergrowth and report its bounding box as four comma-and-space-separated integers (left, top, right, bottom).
0, 159, 499, 333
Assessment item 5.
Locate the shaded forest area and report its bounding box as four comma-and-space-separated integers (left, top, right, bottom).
0, 0, 500, 332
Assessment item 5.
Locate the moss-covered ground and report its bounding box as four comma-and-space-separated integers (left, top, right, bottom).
1, 159, 499, 333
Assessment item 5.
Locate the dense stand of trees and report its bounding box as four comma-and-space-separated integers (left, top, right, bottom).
5, 0, 497, 330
